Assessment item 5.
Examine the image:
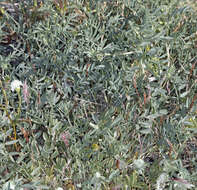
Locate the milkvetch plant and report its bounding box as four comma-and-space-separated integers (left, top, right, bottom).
0, 0, 197, 189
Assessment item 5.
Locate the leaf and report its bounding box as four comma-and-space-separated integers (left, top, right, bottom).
109, 170, 120, 181
180, 91, 190, 98
111, 115, 123, 127
5, 140, 18, 145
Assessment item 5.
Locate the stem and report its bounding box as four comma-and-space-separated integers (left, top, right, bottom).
17, 89, 22, 116
0, 80, 9, 106
0, 80, 17, 149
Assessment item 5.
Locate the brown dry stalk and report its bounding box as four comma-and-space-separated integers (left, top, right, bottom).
189, 60, 197, 80
133, 75, 143, 109
173, 16, 187, 33
189, 93, 197, 112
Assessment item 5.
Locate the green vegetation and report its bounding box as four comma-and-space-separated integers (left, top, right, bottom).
0, 0, 197, 189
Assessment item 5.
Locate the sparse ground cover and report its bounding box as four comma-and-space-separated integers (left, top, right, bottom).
0, 0, 197, 189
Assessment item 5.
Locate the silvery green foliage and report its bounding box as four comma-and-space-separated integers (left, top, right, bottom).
3, 181, 22, 190
0, 0, 196, 189
156, 173, 169, 190
133, 159, 146, 174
